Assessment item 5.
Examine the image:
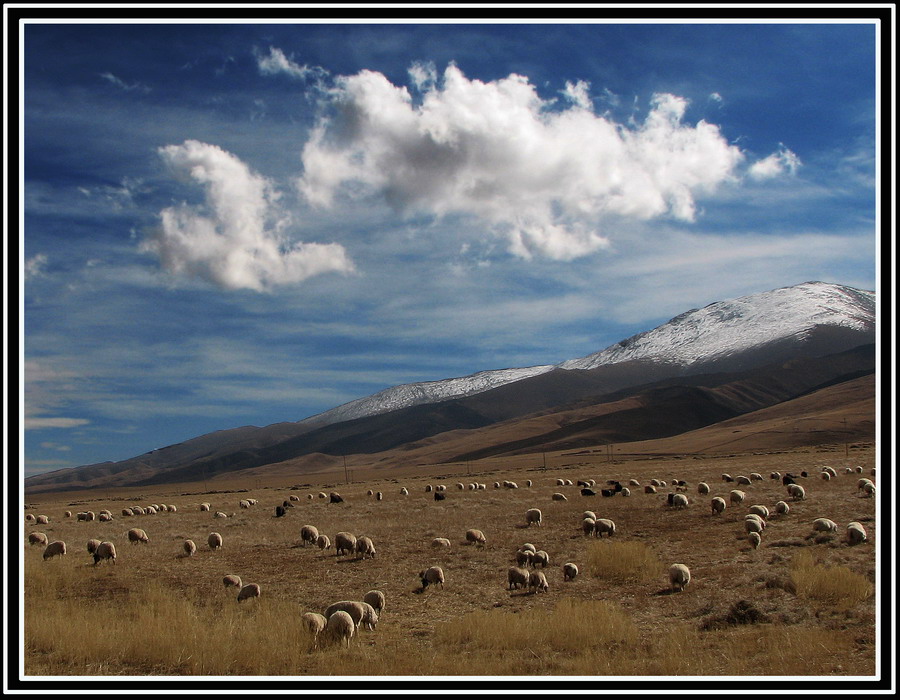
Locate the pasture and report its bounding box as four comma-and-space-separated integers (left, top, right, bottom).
22, 445, 878, 678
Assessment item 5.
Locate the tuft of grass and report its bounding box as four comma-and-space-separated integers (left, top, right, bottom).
585, 540, 662, 584
790, 551, 873, 610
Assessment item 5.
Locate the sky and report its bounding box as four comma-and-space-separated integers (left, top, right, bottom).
19, 16, 882, 478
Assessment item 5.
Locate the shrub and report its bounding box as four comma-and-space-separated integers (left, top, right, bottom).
585, 540, 661, 584
790, 551, 873, 609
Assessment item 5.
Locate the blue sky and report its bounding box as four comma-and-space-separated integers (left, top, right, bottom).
20, 18, 881, 477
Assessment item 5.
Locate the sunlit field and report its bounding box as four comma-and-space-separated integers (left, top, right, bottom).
22, 445, 878, 678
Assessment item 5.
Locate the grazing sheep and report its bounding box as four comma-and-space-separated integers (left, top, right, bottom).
239, 500, 251, 509
847, 522, 868, 545
529, 570, 549, 593
820, 472, 831, 481
223, 574, 242, 588
25, 513, 36, 523
425, 485, 433, 493
465, 529, 486, 546
770, 471, 782, 480
855, 466, 863, 473
282, 500, 295, 509
736, 476, 752, 486
307, 494, 314, 500
621, 488, 631, 497
856, 478, 874, 492
711, 497, 727, 515
729, 490, 746, 505
122, 508, 133, 517
582, 510, 597, 521
748, 531, 762, 550
98, 513, 112, 522
669, 563, 691, 592
329, 492, 343, 503
237, 583, 261, 603
644, 485, 657, 494
127, 528, 150, 545
745, 513, 767, 528
697, 482, 710, 495
28, 532, 48, 546
302, 612, 328, 645
721, 474, 734, 483
563, 562, 579, 581
207, 532, 223, 550
629, 479, 641, 487
318, 492, 327, 499
519, 543, 537, 553
275, 505, 287, 518
456, 483, 465, 490
556, 478, 566, 486
552, 492, 568, 501
400, 487, 409, 496
508, 566, 530, 590
822, 466, 838, 478
159, 504, 169, 512
363, 590, 385, 615
36, 515, 50, 525
420, 566, 445, 590
863, 482, 876, 498
183, 539, 197, 557
42, 541, 67, 560
324, 610, 355, 647
774, 500, 790, 515
131, 507, 144, 516
748, 505, 770, 519
316, 534, 332, 551
86, 538, 102, 554
525, 480, 533, 487
434, 492, 446, 501
516, 549, 534, 567
586, 488, 601, 497
531, 550, 550, 568
750, 473, 764, 481
671, 493, 689, 509
594, 518, 616, 537
199, 503, 210, 512
788, 483, 807, 501
525, 508, 543, 527
812, 518, 838, 533
324, 601, 379, 630
493, 482, 501, 489
744, 517, 764, 535
366, 489, 374, 497
214, 511, 228, 519
376, 492, 383, 501
355, 536, 376, 560
300, 525, 319, 547
93, 541, 117, 565
334, 531, 357, 556
431, 537, 451, 548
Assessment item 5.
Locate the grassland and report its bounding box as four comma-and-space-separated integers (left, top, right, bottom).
21, 444, 879, 679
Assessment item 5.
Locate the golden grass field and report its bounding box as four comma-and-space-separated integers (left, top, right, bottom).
21, 443, 879, 679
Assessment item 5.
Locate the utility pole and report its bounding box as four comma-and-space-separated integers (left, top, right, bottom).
542, 452, 547, 471
343, 455, 349, 484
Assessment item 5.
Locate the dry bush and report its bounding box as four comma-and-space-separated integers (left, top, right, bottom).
790, 551, 873, 610
585, 540, 661, 584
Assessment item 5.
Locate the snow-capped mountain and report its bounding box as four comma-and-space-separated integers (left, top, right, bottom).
301, 281, 875, 428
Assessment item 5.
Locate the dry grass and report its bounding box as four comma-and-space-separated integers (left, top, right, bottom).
20, 445, 879, 678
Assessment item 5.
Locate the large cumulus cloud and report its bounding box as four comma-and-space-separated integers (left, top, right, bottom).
298, 63, 751, 260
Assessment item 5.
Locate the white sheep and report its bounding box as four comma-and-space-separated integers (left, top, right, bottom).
93, 541, 117, 565
420, 566, 445, 590
516, 549, 534, 567
363, 590, 385, 615
820, 472, 831, 481
857, 478, 875, 492
748, 531, 762, 550
525, 508, 543, 527
42, 540, 67, 560
525, 480, 533, 487
237, 583, 261, 603
812, 518, 838, 533
121, 508, 133, 517
552, 492, 568, 501
324, 600, 379, 630
594, 518, 616, 537
669, 563, 691, 592
207, 532, 223, 550
770, 471, 782, 480
774, 500, 790, 515
465, 529, 486, 546
318, 492, 327, 499
127, 528, 150, 545
863, 482, 876, 498
644, 485, 657, 494
748, 505, 770, 519
671, 493, 689, 509
323, 610, 355, 647
788, 483, 806, 501
86, 538, 102, 554
131, 507, 144, 516
711, 497, 727, 515
563, 562, 579, 581
431, 537, 451, 548
721, 473, 733, 482
199, 503, 210, 512
168, 505, 178, 513
847, 521, 868, 545
28, 532, 48, 546
729, 490, 746, 505
519, 543, 537, 553
736, 475, 752, 486
300, 525, 319, 547
301, 611, 328, 647
628, 478, 641, 487
744, 517, 764, 534
400, 487, 409, 496
334, 532, 357, 556
36, 515, 50, 525
750, 472, 764, 481
531, 550, 550, 568
697, 482, 710, 495
376, 492, 383, 501
621, 487, 631, 497
556, 478, 566, 486
64, 510, 72, 518
507, 566, 530, 590
24, 513, 36, 523
355, 536, 376, 560
223, 574, 242, 588
214, 511, 228, 519
183, 539, 197, 557
582, 517, 596, 537
316, 534, 332, 551
528, 570, 549, 593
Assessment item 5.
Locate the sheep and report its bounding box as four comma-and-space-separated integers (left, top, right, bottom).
594, 518, 616, 537
552, 492, 568, 501
24, 513, 36, 523
363, 590, 385, 615
214, 511, 228, 519
323, 610, 355, 647
28, 532, 48, 546
159, 504, 169, 512
223, 574, 242, 588
183, 539, 197, 557
856, 478, 874, 492
329, 492, 344, 504
98, 513, 113, 522
93, 541, 117, 565
863, 482, 876, 498
649, 479, 661, 487
744, 517, 764, 535
282, 500, 295, 509
199, 503, 210, 512
366, 489, 374, 497
820, 472, 831, 481
529, 570, 549, 593
671, 493, 689, 509
745, 513, 767, 529
519, 543, 537, 553
621, 488, 631, 497
847, 522, 867, 545
525, 508, 543, 527
456, 483, 465, 490
420, 566, 445, 590
697, 482, 710, 495
586, 488, 601, 497
302, 612, 328, 646
855, 466, 863, 473
556, 478, 566, 486
750, 473, 764, 481
563, 562, 579, 581
318, 492, 327, 499
437, 484, 448, 491
507, 566, 530, 590
493, 482, 501, 489
42, 541, 67, 560
355, 536, 376, 560
812, 518, 838, 533
207, 532, 223, 550
307, 494, 314, 500
239, 500, 251, 509
525, 480, 533, 487
127, 528, 150, 545
434, 492, 446, 501
425, 485, 433, 493
237, 583, 261, 603
582, 510, 597, 521
300, 525, 319, 547
168, 505, 178, 512
122, 508, 133, 517
748, 505, 770, 519
431, 537, 451, 548
375, 492, 383, 501
729, 489, 746, 505
748, 531, 762, 550
131, 507, 144, 516
711, 497, 727, 515
400, 487, 409, 496
788, 483, 806, 501
86, 538, 102, 554
628, 478, 641, 487
531, 550, 550, 568
515, 549, 534, 567
324, 600, 379, 630
774, 500, 790, 515
465, 529, 486, 546
275, 505, 287, 518
770, 471, 782, 480
821, 466, 838, 478
721, 473, 734, 483
334, 532, 357, 556
64, 510, 72, 518
316, 534, 332, 551
36, 515, 50, 525
644, 485, 657, 494
668, 563, 691, 592
735, 476, 752, 486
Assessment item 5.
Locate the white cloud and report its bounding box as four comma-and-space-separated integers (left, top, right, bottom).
298, 64, 747, 261
749, 145, 802, 180
256, 46, 324, 81
561, 79, 592, 109
25, 253, 48, 279
143, 140, 354, 291
100, 72, 149, 93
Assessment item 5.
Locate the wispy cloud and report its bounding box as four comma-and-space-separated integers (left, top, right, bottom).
256, 46, 326, 82
100, 71, 150, 93
749, 145, 802, 180
25, 253, 48, 280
